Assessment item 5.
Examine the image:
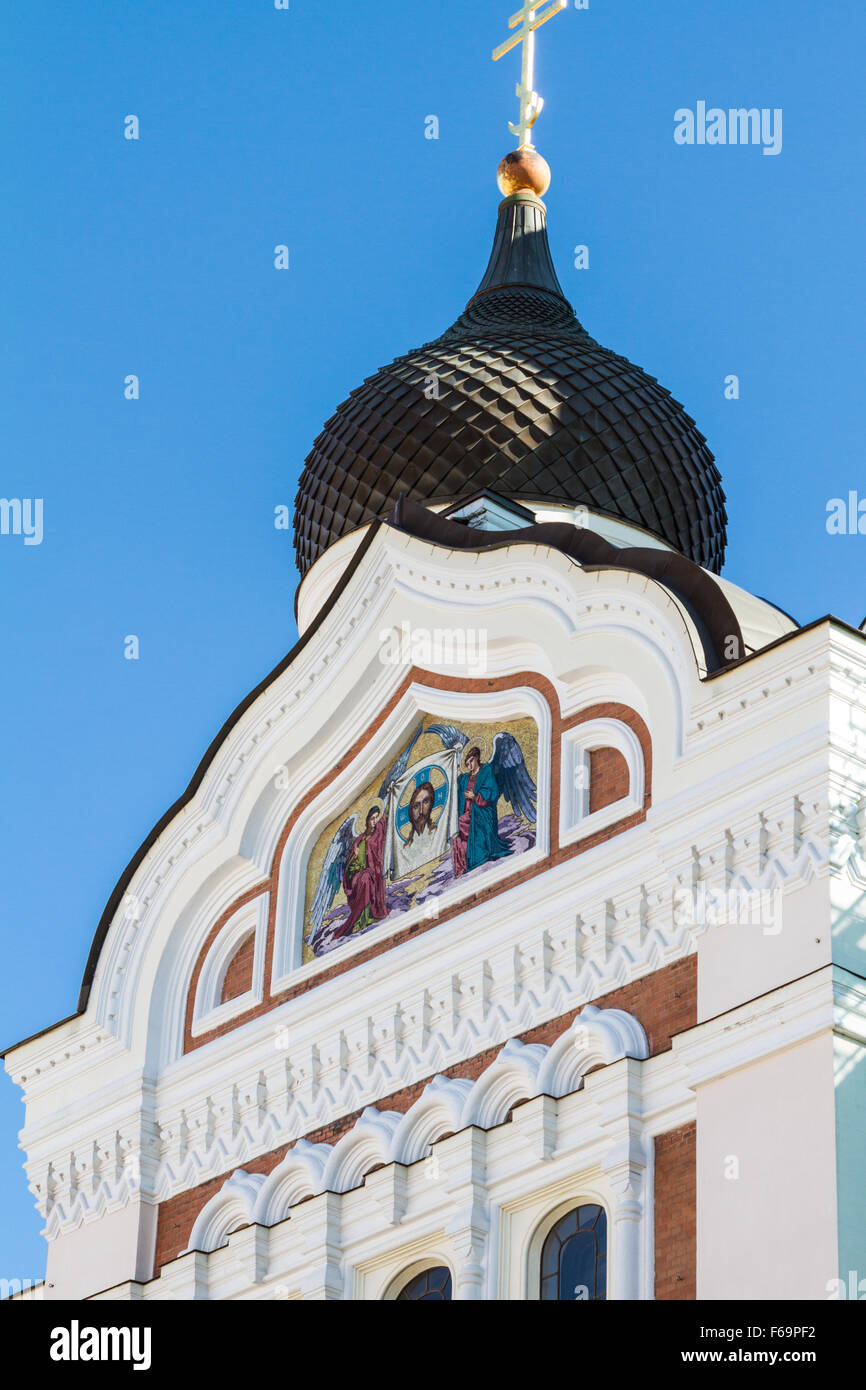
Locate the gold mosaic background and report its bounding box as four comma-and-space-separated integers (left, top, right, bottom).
302, 713, 539, 962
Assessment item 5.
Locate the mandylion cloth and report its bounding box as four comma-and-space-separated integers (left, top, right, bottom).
383, 748, 461, 881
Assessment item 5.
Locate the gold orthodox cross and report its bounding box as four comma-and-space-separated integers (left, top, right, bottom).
492, 0, 567, 149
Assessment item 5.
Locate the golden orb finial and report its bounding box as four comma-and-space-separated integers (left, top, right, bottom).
496, 146, 551, 198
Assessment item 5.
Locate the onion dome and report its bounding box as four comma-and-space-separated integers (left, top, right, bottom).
294, 163, 726, 576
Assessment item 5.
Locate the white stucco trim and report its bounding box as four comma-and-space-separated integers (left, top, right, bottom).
150, 1006, 652, 1300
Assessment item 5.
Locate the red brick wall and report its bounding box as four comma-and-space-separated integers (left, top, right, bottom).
183, 676, 653, 1054
654, 1121, 697, 1300
589, 747, 630, 814
155, 956, 695, 1275
220, 932, 255, 1004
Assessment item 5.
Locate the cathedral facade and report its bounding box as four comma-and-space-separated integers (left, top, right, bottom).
5, 75, 866, 1304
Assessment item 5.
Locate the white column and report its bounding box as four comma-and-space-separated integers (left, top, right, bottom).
292, 1190, 344, 1300
440, 1128, 490, 1300
594, 1056, 650, 1301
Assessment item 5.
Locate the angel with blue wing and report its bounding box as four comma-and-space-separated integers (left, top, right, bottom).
307, 721, 427, 952
445, 730, 537, 878
425, 724, 469, 755
490, 731, 537, 824
378, 719, 426, 798
307, 804, 389, 950
307, 814, 357, 947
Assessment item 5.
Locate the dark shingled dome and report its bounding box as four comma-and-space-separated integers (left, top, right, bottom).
294, 189, 726, 575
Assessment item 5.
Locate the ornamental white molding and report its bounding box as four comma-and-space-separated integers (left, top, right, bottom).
187, 1169, 266, 1255
62, 554, 835, 1080
16, 791, 836, 1238
55, 536, 834, 1078
686, 626, 829, 746
321, 1109, 403, 1196
143, 1068, 653, 1301
180, 1005, 648, 1257
251, 1140, 332, 1228
127, 664, 817, 1084
33, 964, 844, 1248
536, 1005, 649, 1097
296, 526, 368, 635
461, 1041, 548, 1131
82, 533, 708, 1056
387, 1076, 473, 1167
7, 526, 860, 1273
669, 963, 838, 1091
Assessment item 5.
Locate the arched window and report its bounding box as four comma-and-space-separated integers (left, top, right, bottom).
560, 715, 646, 848
540, 1204, 607, 1301
396, 1266, 453, 1301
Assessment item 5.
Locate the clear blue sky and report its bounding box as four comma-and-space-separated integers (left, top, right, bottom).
2, 0, 864, 1280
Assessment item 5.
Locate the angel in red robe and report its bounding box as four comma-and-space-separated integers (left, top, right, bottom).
307, 719, 427, 954
333, 806, 388, 939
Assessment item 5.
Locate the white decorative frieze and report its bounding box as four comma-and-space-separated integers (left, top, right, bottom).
22, 790, 837, 1241
175, 1004, 648, 1288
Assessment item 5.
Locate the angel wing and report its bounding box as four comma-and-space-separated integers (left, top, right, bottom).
309, 815, 357, 937
490, 732, 537, 823
378, 719, 426, 798
426, 723, 469, 752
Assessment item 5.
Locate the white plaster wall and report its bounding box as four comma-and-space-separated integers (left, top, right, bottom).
697, 1033, 837, 1300
44, 1199, 157, 1301
697, 878, 831, 1023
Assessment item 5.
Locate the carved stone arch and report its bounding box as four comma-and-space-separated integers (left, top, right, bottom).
460, 1039, 547, 1130
525, 1188, 612, 1301
185, 1169, 265, 1255
321, 1108, 402, 1194
560, 713, 648, 849
122, 851, 267, 1071
251, 1140, 330, 1227
388, 1075, 473, 1166
382, 1253, 456, 1301
189, 894, 269, 1040
536, 1005, 649, 1099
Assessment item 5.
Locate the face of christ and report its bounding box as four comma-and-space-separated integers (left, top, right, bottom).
407, 781, 435, 841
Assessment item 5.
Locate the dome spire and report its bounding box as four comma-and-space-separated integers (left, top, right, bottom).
293, 3, 726, 580
468, 190, 570, 309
